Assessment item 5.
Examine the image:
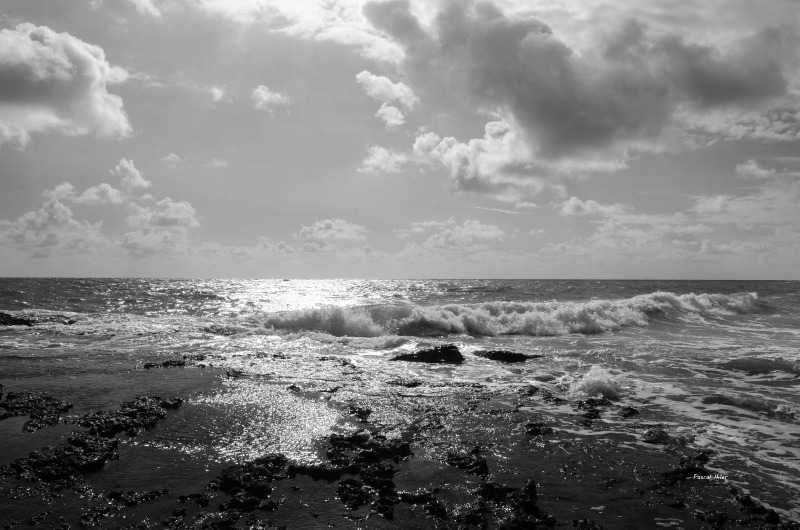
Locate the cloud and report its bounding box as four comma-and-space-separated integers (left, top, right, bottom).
375, 103, 405, 128
124, 0, 162, 18
295, 218, 367, 252
559, 196, 627, 217
251, 85, 289, 114
162, 153, 184, 168
209, 86, 225, 102
121, 229, 188, 256
0, 199, 106, 258
208, 158, 228, 168
127, 197, 200, 229
396, 218, 505, 256
0, 23, 131, 147
355, 70, 418, 110
359, 1, 798, 199
735, 159, 776, 180
43, 159, 150, 206
359, 146, 409, 173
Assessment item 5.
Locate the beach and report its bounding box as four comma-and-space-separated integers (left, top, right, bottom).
1, 278, 799, 529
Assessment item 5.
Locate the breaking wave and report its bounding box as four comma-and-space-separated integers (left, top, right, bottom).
259, 291, 762, 338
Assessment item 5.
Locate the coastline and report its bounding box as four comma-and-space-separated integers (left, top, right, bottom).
2, 350, 798, 529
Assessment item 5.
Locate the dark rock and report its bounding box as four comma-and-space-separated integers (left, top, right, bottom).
107, 488, 168, 507
287, 463, 348, 482
474, 350, 541, 363
540, 390, 566, 404
642, 428, 672, 444
766, 509, 781, 525
144, 359, 185, 369
219, 492, 261, 512
3, 432, 118, 484
525, 422, 555, 436
446, 447, 489, 476
338, 478, 371, 510
0, 312, 35, 326
696, 510, 727, 527
618, 406, 639, 418
386, 378, 423, 388
522, 385, 539, 396
211, 454, 287, 496
576, 397, 612, 408
389, 344, 464, 364
0, 391, 73, 432
398, 489, 434, 505
349, 405, 371, 422
76, 395, 182, 437
581, 409, 601, 420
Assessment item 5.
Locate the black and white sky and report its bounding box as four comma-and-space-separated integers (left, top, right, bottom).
1, 0, 799, 278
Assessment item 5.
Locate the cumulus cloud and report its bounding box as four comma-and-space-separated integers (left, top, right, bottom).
375, 103, 406, 127
44, 159, 150, 206
127, 198, 200, 229
559, 196, 627, 217
359, 1, 798, 199
124, 0, 162, 18
251, 85, 289, 115
0, 23, 131, 146
0, 199, 106, 258
396, 218, 505, 257
359, 146, 409, 173
736, 159, 776, 180
162, 153, 184, 168
209, 86, 225, 102
295, 218, 367, 252
355, 70, 418, 110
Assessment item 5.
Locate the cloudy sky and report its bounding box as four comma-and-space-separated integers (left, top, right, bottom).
1, 0, 799, 278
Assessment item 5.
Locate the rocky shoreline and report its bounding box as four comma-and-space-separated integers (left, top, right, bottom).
1, 345, 799, 529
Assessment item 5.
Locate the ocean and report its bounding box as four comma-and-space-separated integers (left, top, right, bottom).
1, 278, 799, 529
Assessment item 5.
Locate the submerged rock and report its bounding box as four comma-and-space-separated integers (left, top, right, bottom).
446, 447, 489, 476
474, 350, 541, 363
389, 344, 464, 364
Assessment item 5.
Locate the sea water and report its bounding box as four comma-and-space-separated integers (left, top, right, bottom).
1, 278, 799, 520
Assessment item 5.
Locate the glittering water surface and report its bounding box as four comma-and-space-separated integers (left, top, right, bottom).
1, 279, 799, 518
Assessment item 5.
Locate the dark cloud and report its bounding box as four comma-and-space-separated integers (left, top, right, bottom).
364, 1, 796, 163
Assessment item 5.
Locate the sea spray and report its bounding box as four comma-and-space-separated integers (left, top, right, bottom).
570, 366, 622, 400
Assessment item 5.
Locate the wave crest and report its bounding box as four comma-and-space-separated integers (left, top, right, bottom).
258, 291, 761, 338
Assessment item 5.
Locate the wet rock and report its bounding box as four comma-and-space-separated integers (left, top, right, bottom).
696, 510, 727, 527
386, 378, 423, 388
219, 491, 261, 512
211, 454, 288, 497
77, 395, 182, 437
0, 312, 35, 326
349, 405, 371, 422
107, 488, 168, 507
389, 344, 464, 364
521, 385, 539, 396
474, 350, 541, 363
540, 390, 566, 404
618, 406, 639, 418
525, 422, 555, 436
398, 489, 435, 505
287, 463, 348, 482
571, 519, 603, 529
446, 447, 489, 476
642, 428, 672, 444
144, 359, 186, 369
338, 478, 371, 510
0, 391, 73, 432
575, 397, 612, 409
3, 432, 118, 484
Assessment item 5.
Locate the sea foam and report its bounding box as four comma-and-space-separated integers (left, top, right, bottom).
258, 291, 761, 338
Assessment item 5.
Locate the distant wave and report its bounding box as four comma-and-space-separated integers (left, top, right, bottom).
259, 291, 762, 338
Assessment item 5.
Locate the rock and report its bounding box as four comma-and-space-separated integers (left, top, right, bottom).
642, 428, 672, 444
3, 432, 118, 484
210, 454, 288, 497
107, 488, 168, 507
618, 406, 639, 418
338, 478, 371, 510
143, 359, 185, 369
446, 447, 489, 476
474, 350, 541, 363
389, 344, 464, 364
0, 312, 35, 326
0, 391, 73, 432
77, 395, 182, 437
525, 422, 555, 436
349, 405, 371, 422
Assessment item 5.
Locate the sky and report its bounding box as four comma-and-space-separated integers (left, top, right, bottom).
0, 0, 799, 279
